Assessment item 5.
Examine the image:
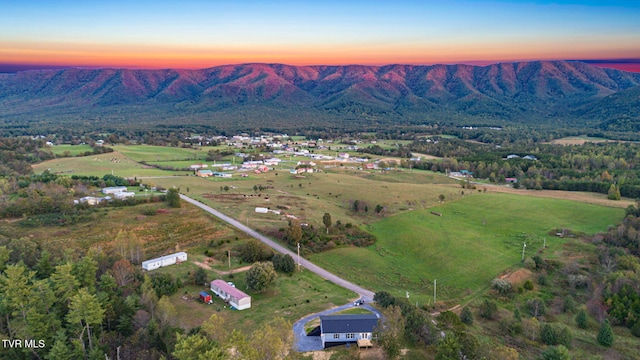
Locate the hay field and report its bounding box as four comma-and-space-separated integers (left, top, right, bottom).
309, 192, 625, 305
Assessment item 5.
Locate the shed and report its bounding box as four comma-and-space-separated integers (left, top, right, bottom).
255, 207, 269, 214
210, 279, 251, 310
199, 291, 212, 303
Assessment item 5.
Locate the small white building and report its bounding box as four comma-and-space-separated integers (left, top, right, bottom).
255, 207, 269, 214
210, 279, 251, 310
141, 252, 188, 271
102, 186, 128, 194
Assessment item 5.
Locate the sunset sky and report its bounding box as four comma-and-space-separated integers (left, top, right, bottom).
1, 0, 640, 71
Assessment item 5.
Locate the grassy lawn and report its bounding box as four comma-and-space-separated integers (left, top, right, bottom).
169, 269, 357, 330
310, 193, 625, 306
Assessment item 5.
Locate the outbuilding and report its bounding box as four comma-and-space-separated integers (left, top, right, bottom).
210, 279, 251, 310
199, 291, 212, 303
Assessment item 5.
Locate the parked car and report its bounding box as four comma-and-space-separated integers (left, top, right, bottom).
353, 299, 365, 306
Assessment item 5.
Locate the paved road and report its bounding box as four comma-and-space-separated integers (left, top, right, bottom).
179, 194, 375, 300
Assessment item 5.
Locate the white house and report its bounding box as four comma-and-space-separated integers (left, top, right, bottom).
320, 314, 378, 348
113, 191, 136, 200
102, 186, 128, 194
141, 252, 188, 271
210, 279, 251, 310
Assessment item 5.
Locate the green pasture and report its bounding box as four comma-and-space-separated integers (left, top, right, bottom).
32, 151, 192, 177
49, 144, 95, 156
112, 144, 211, 162
309, 192, 625, 305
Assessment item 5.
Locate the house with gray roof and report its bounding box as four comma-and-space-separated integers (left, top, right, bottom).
319, 314, 378, 348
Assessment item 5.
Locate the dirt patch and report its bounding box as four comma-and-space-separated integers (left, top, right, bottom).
500, 268, 533, 285
193, 261, 252, 275
193, 261, 212, 270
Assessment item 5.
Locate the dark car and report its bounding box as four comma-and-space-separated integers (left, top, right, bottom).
353, 299, 365, 306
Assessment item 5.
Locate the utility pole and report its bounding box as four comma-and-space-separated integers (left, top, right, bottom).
228, 250, 231, 268
543, 237, 546, 249
522, 243, 527, 261
297, 243, 301, 271
434, 279, 437, 304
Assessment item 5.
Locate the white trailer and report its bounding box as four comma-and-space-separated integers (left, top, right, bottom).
142, 252, 188, 271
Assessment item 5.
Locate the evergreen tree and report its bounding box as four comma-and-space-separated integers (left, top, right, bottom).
460, 306, 473, 325
541, 323, 558, 345
597, 319, 614, 347
575, 309, 588, 329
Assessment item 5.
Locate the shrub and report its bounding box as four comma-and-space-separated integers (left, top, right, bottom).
524, 257, 536, 270
562, 295, 575, 313
527, 298, 546, 318
491, 278, 513, 296
523, 280, 534, 290
537, 274, 549, 286
479, 299, 498, 320
460, 307, 473, 325
631, 322, 640, 338
575, 309, 588, 329
541, 345, 570, 360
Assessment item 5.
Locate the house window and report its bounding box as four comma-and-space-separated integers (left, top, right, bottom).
333, 334, 340, 339
346, 333, 355, 339
361, 333, 368, 339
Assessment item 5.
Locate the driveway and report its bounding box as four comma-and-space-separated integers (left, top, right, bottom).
292, 298, 383, 352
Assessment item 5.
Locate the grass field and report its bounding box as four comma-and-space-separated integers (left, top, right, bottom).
33, 151, 193, 177
309, 192, 625, 306
113, 144, 211, 162
547, 136, 610, 145
49, 144, 95, 156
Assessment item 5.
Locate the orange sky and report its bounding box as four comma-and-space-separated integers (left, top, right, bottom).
1, 1, 640, 70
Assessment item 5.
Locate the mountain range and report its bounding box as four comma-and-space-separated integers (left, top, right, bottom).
1, 61, 639, 133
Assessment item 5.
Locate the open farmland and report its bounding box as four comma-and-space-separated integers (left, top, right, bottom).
309, 193, 625, 307
32, 150, 192, 177
112, 144, 212, 162
48, 144, 95, 156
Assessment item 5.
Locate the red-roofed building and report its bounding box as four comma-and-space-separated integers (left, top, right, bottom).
210, 280, 251, 310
